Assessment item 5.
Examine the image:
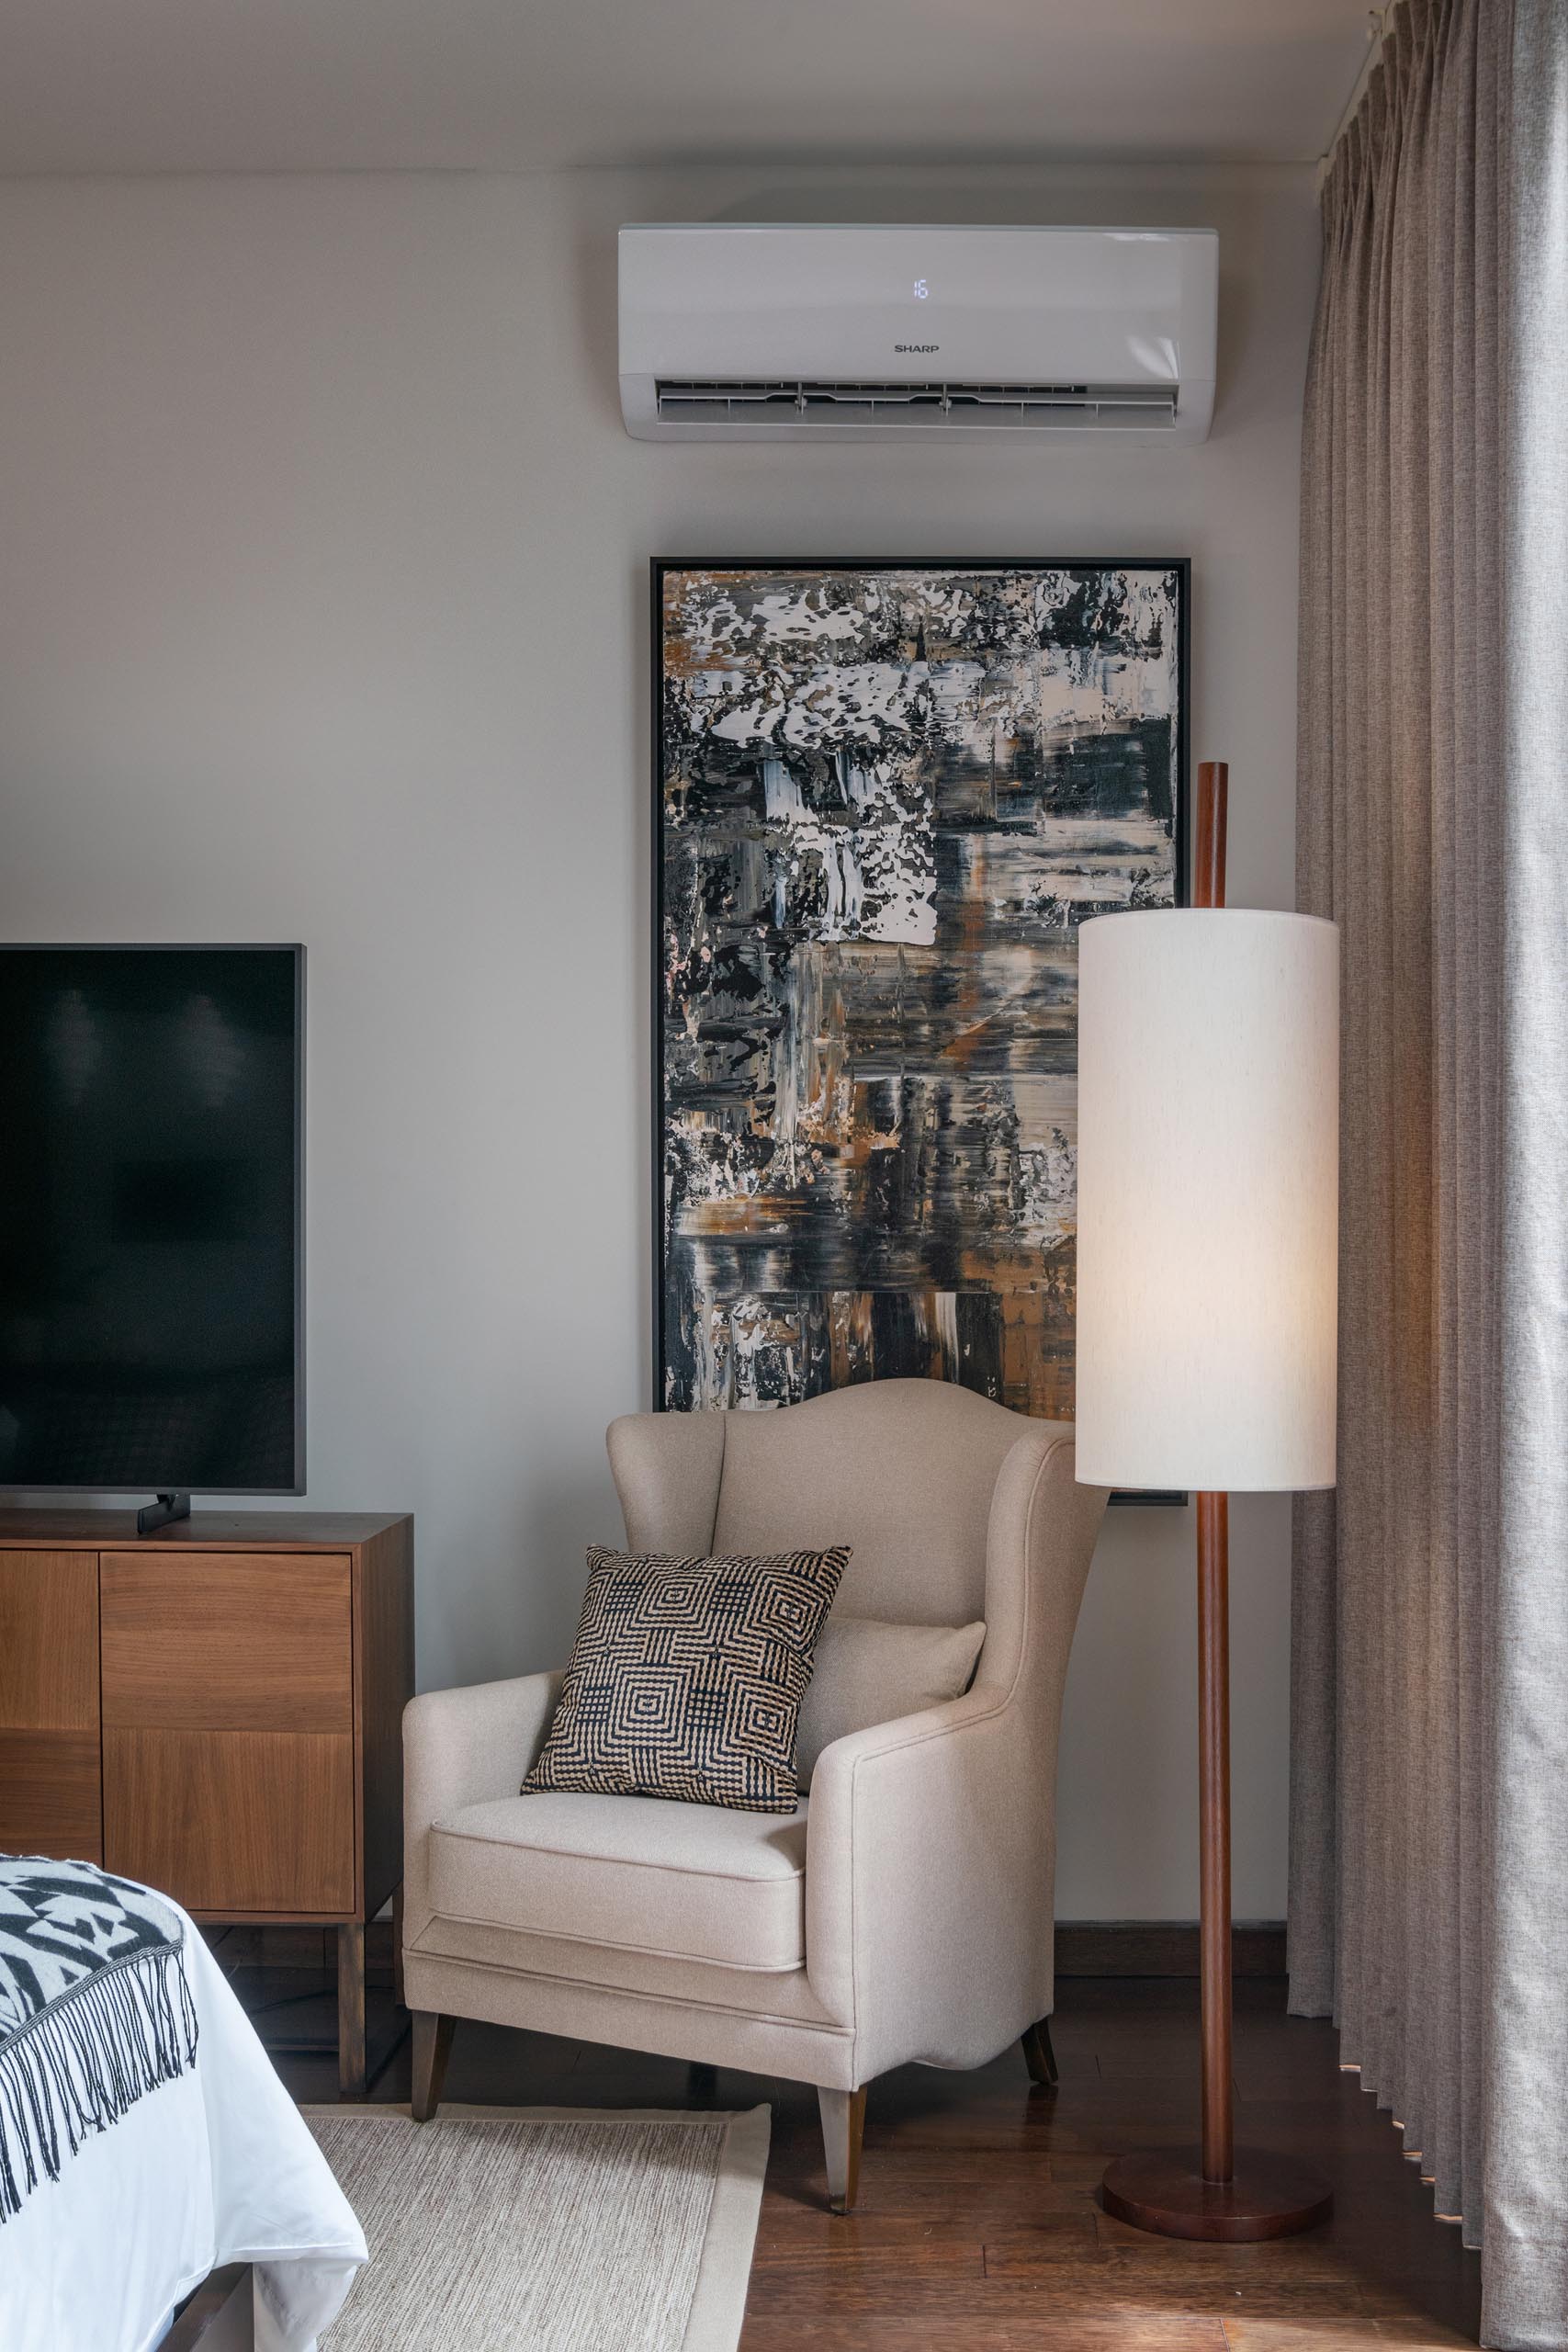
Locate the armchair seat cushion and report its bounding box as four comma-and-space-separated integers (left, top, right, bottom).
427, 1789, 808, 1973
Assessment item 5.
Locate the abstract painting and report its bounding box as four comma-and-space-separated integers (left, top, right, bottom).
654, 560, 1188, 1419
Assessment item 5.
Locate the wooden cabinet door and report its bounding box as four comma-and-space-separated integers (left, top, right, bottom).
0, 1552, 102, 1863
100, 1553, 354, 1731
104, 1727, 355, 1913
101, 1551, 355, 1915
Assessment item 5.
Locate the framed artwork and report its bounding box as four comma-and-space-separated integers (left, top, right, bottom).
653, 557, 1189, 1423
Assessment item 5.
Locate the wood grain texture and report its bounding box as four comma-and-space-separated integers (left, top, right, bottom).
1197, 1488, 1234, 2187
0, 1551, 103, 1861
821, 2086, 867, 2214
105, 1728, 355, 1912
740, 2326, 1226, 2351
0, 1729, 102, 1862
0, 1510, 405, 1549
257, 1977, 1482, 2351
0, 1551, 99, 1727
355, 1516, 413, 1921
1190, 764, 1235, 2201
0, 1511, 412, 2101
1194, 760, 1229, 911
101, 1554, 352, 1733
391, 1882, 405, 2009
1103, 2143, 1334, 2243
410, 2010, 455, 2121
1021, 2018, 1058, 2089
337, 1921, 367, 2098
1055, 1923, 1286, 1978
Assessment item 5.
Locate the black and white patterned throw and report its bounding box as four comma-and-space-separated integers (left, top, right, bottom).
0, 1855, 198, 2220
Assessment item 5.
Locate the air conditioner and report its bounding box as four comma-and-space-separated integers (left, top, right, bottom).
618, 223, 1218, 446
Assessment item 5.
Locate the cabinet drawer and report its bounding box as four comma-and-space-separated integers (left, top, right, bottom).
104, 1728, 355, 1914
0, 1552, 103, 1861
101, 1552, 353, 1733
0, 1553, 99, 1730
0, 1730, 102, 1864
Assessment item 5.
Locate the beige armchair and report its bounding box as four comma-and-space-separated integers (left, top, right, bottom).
401, 1378, 1107, 2208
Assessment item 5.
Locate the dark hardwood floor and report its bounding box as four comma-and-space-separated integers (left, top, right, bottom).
240, 1943, 1483, 2350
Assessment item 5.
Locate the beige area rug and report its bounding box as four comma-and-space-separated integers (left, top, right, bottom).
307, 2105, 770, 2352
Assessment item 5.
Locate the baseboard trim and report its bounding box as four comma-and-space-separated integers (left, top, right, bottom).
215, 1917, 1287, 1987
1055, 1920, 1286, 1979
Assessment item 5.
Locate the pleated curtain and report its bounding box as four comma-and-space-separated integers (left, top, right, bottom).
1290, 2, 1568, 2344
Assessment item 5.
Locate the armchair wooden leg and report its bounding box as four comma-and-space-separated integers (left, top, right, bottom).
411, 2010, 455, 2121
1021, 2016, 1059, 2090
818, 2085, 867, 2213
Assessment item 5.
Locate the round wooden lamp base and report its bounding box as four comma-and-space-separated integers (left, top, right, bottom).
1102, 2149, 1333, 2243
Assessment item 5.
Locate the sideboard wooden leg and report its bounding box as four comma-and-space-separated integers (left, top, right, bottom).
337, 1921, 367, 2098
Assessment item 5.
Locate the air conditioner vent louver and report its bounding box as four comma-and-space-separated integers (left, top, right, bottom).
654, 378, 1179, 428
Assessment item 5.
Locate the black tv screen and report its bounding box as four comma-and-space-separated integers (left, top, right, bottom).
0, 946, 303, 1493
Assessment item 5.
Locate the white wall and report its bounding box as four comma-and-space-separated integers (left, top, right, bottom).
0, 161, 1320, 1917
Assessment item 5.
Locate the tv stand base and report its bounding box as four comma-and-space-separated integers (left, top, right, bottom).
137, 1490, 192, 1535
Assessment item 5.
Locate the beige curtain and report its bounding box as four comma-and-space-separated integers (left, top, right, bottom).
1291, 0, 1568, 2343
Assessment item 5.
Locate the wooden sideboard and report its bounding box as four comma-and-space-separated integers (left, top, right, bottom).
0, 1510, 412, 2094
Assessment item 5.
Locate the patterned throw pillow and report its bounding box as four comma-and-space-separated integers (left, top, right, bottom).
524, 1544, 850, 1815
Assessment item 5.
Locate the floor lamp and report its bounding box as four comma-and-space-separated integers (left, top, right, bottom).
1074, 761, 1339, 2241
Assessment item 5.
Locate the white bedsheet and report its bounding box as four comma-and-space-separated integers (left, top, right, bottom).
1, 1905, 367, 2352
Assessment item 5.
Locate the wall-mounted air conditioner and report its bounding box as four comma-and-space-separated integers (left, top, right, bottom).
618, 223, 1218, 446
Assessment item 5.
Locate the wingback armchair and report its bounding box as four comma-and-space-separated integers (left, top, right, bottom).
402, 1379, 1107, 2208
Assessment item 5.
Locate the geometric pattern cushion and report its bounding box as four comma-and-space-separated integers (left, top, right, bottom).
522, 1544, 849, 1815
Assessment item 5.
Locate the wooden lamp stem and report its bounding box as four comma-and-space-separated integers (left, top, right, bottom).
1194, 755, 1228, 912
1195, 762, 1233, 2188
1197, 1487, 1233, 2185
1100, 761, 1332, 2243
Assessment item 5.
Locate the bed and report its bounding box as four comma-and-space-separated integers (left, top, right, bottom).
0, 1860, 367, 2352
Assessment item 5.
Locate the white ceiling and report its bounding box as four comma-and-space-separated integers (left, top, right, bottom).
0, 0, 1373, 176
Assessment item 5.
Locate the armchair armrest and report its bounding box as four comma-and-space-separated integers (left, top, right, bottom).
403, 1670, 562, 1946
804, 1684, 1048, 2081
803, 1426, 1103, 2086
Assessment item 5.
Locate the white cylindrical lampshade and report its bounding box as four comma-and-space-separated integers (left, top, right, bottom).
1074, 908, 1338, 1493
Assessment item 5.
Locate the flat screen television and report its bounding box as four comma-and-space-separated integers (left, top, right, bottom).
0, 945, 303, 1520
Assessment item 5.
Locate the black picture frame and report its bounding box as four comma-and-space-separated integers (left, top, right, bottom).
651, 557, 1190, 1499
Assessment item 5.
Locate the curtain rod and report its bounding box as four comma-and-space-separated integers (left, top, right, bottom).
1317, 5, 1395, 187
